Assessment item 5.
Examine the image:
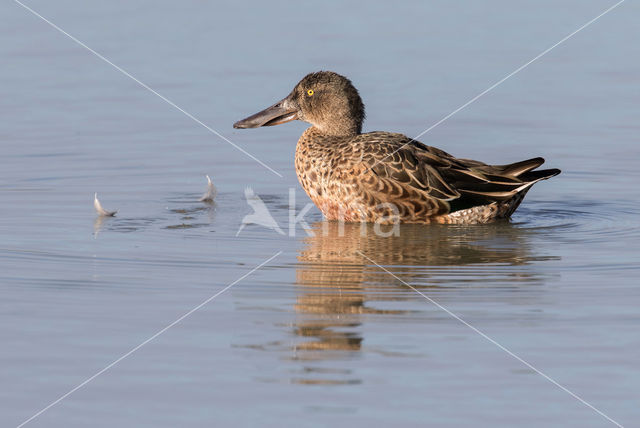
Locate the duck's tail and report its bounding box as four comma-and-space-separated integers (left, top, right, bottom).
497, 157, 561, 182
448, 157, 560, 216
501, 159, 560, 216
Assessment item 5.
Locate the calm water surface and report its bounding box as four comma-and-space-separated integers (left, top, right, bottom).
1, 1, 639, 427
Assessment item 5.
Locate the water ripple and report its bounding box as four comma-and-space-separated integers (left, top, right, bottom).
514, 199, 640, 244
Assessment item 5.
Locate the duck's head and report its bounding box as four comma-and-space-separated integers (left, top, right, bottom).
234, 71, 365, 137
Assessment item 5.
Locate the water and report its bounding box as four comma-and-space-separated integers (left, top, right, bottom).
1, 1, 639, 427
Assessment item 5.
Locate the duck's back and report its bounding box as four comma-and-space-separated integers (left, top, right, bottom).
295, 128, 560, 224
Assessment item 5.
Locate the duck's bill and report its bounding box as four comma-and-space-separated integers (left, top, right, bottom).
233, 97, 298, 129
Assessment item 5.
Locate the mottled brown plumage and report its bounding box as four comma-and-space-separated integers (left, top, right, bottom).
235, 71, 560, 224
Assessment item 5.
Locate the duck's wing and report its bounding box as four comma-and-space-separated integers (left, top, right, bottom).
354, 132, 559, 214
352, 133, 459, 216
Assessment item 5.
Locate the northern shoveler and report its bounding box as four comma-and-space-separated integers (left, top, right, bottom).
234, 71, 560, 224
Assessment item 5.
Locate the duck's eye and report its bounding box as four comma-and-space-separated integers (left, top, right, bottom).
307, 89, 314, 96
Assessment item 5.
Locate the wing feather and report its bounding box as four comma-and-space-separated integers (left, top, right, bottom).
351, 132, 559, 215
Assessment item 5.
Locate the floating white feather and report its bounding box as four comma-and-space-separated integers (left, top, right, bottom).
199, 174, 217, 202
94, 193, 117, 217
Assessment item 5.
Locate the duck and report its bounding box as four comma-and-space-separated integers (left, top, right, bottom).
233, 71, 560, 224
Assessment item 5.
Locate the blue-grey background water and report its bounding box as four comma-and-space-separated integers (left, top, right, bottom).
1, 1, 639, 427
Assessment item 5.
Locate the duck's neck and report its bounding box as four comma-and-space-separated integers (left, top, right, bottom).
311, 121, 361, 138
301, 126, 356, 145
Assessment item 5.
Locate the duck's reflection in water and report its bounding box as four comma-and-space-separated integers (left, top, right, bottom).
289, 221, 557, 385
